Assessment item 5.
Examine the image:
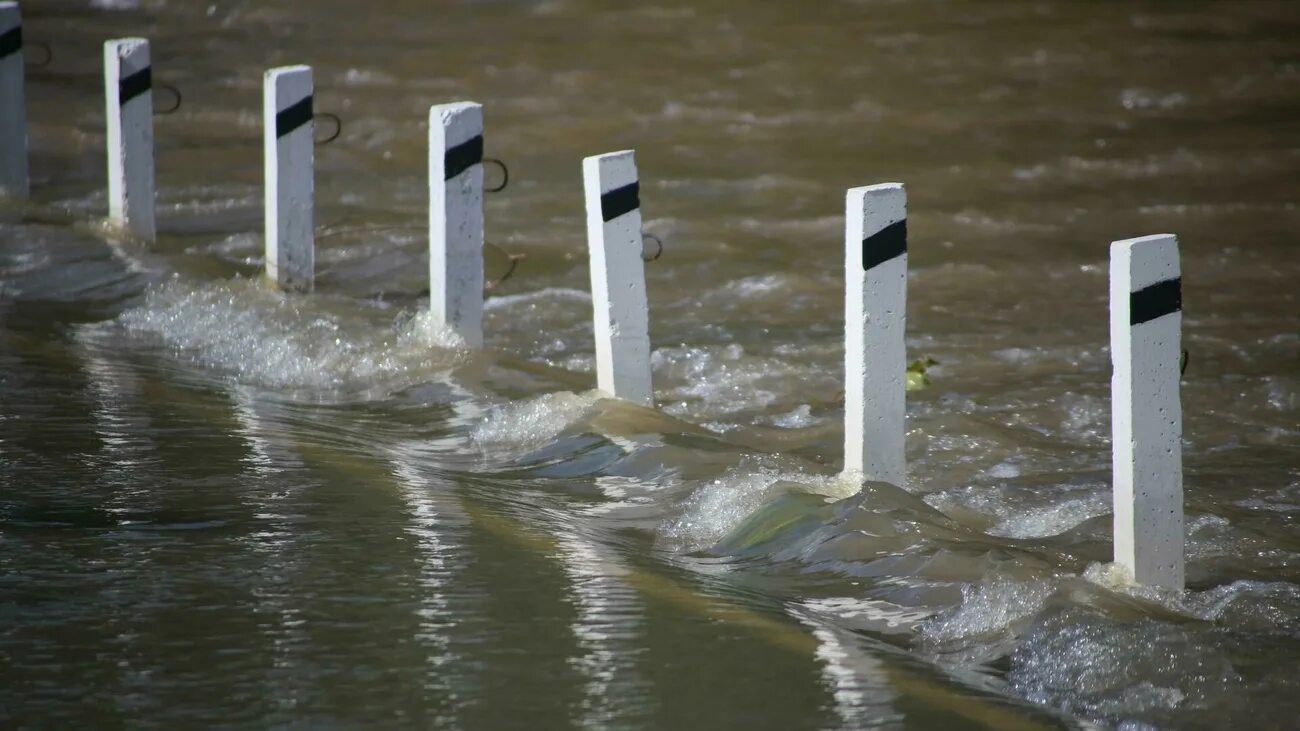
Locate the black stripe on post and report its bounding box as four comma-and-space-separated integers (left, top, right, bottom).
1130, 277, 1181, 325
119, 66, 152, 105
276, 95, 313, 138
600, 181, 639, 222
862, 219, 907, 272
444, 134, 483, 180
0, 26, 20, 60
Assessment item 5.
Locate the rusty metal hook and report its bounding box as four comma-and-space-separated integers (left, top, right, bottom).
484, 241, 525, 292
26, 41, 53, 69
641, 232, 663, 262
153, 83, 182, 114
484, 158, 508, 193
315, 112, 342, 146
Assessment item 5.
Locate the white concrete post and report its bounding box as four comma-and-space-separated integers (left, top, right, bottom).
1110, 233, 1184, 590
582, 150, 653, 406
263, 65, 314, 292
843, 183, 907, 485
0, 2, 27, 197
104, 38, 155, 241
428, 102, 484, 347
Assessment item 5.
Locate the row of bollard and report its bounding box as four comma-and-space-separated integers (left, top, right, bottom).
0, 1, 1186, 591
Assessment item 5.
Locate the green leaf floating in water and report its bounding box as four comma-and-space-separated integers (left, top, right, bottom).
905, 356, 938, 391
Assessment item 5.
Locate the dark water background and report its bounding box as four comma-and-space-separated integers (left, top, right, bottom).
2, 0, 1299, 728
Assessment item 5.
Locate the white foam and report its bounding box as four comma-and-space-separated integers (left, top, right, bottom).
1059, 392, 1109, 444
770, 404, 821, 429
1081, 562, 1184, 607
1120, 88, 1189, 111
483, 287, 592, 311
662, 464, 785, 551
802, 596, 941, 634
470, 390, 601, 451
107, 277, 466, 395
186, 232, 261, 264
996, 494, 1108, 538
986, 461, 1020, 479
661, 460, 853, 551
1187, 580, 1300, 632
1008, 607, 1241, 724
725, 273, 789, 298
652, 344, 833, 422
925, 486, 1109, 539
920, 576, 1054, 644
339, 68, 397, 86
991, 347, 1039, 364
156, 185, 260, 215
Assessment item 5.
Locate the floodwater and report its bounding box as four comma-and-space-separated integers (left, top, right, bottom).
3, 0, 1299, 728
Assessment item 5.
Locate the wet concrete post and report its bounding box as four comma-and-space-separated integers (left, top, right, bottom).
104, 38, 155, 241
263, 65, 314, 292
582, 150, 653, 406
428, 101, 485, 347
843, 183, 907, 485
1110, 234, 1184, 590
0, 2, 28, 197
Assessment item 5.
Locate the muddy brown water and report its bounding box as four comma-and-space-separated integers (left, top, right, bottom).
2, 0, 1299, 728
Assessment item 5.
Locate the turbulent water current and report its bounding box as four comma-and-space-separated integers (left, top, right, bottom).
2, 1, 1299, 729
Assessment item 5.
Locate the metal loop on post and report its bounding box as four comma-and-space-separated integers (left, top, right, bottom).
484, 158, 508, 193
484, 241, 525, 293
315, 112, 342, 146
26, 41, 53, 69
641, 232, 663, 262
153, 84, 182, 115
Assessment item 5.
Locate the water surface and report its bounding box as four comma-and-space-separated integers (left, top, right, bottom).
3, 0, 1299, 728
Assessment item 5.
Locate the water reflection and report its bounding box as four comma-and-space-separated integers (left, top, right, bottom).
226, 386, 312, 716
386, 440, 471, 713
793, 606, 902, 730
4, 0, 1299, 727
554, 520, 651, 728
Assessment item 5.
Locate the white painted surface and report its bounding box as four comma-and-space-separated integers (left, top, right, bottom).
0, 2, 27, 197
843, 183, 907, 486
263, 65, 314, 292
104, 38, 155, 241
428, 102, 484, 347
582, 150, 653, 406
1111, 233, 1184, 589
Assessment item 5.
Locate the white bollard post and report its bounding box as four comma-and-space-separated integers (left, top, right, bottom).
428, 101, 484, 347
104, 38, 155, 241
582, 150, 653, 407
843, 183, 907, 485
1110, 233, 1184, 590
0, 2, 27, 198
263, 65, 314, 292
